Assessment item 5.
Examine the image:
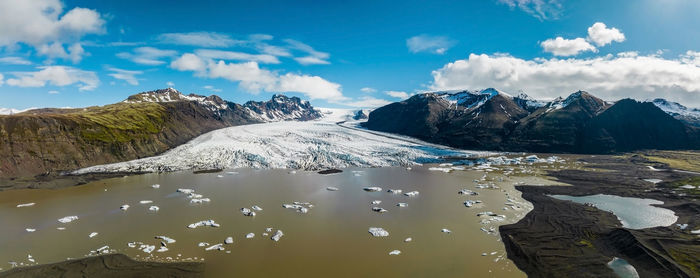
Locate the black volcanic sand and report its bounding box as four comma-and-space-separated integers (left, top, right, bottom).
0, 254, 204, 278
317, 168, 343, 175
500, 154, 700, 278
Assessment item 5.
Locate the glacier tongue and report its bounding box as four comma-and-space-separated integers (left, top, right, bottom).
73, 115, 484, 174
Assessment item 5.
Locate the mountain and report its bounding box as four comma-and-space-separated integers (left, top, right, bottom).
0, 88, 321, 180
649, 98, 700, 127
365, 89, 700, 153
507, 91, 609, 152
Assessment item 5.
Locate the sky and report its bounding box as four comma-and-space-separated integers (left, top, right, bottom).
1, 0, 700, 111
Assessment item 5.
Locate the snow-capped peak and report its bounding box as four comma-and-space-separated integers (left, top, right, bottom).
649, 98, 700, 126
433, 88, 511, 110
545, 91, 587, 112
123, 88, 229, 111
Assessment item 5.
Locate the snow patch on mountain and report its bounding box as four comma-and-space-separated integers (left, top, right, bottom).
650, 98, 700, 126
0, 107, 36, 115
434, 88, 510, 110
73, 111, 484, 174
124, 88, 229, 111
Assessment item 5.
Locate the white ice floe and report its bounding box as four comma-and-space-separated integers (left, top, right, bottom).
58, 216, 78, 223
372, 207, 388, 213
140, 245, 156, 254
151, 184, 160, 189
246, 233, 255, 239
205, 243, 224, 251
441, 228, 452, 234
387, 189, 402, 194
190, 198, 211, 204
156, 236, 176, 244
25, 228, 35, 232
428, 167, 452, 173
96, 246, 110, 254
149, 206, 160, 212
326, 186, 339, 191
157, 246, 168, 253
371, 200, 382, 205
240, 208, 256, 217
120, 204, 130, 211
368, 227, 389, 237
177, 188, 195, 194
464, 201, 475, 207
397, 203, 408, 207
252, 205, 263, 211
187, 220, 220, 229
271, 230, 284, 242
282, 203, 311, 214
363, 187, 382, 192
225, 237, 234, 244
16, 203, 35, 208
89, 232, 98, 238
140, 200, 153, 204
73, 119, 484, 174
404, 237, 412, 242
389, 250, 401, 255
197, 242, 209, 247
56, 227, 65, 231
403, 191, 419, 197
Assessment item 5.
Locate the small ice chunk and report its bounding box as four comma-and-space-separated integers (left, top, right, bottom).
482, 253, 487, 256
403, 191, 419, 197
188, 220, 220, 229
89, 232, 98, 238
151, 184, 160, 189
677, 224, 689, 230
58, 216, 78, 223
177, 188, 195, 194
96, 246, 110, 254
441, 228, 452, 234
16, 203, 35, 208
216, 175, 224, 178
404, 237, 412, 242
326, 186, 339, 191
120, 204, 130, 211
363, 187, 382, 192
205, 243, 224, 251
241, 208, 256, 217
139, 200, 153, 204
397, 203, 408, 207
225, 237, 234, 244
141, 245, 156, 254
266, 228, 273, 232
197, 242, 209, 247
157, 246, 168, 253
464, 201, 475, 207
25, 228, 36, 232
251, 205, 263, 211
56, 227, 65, 231
271, 230, 284, 242
190, 198, 211, 204
246, 233, 255, 239
387, 189, 402, 194
368, 227, 389, 237
149, 206, 159, 212
371, 200, 382, 205
389, 250, 401, 255
155, 236, 176, 244
372, 207, 388, 213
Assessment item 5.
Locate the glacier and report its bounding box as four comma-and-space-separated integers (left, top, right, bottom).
74, 109, 488, 174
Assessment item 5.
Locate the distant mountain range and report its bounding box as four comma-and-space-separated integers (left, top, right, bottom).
0, 88, 321, 179
364, 89, 700, 153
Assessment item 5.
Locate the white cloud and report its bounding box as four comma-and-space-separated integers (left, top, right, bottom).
194, 49, 280, 64
343, 96, 391, 108
170, 53, 207, 73
385, 90, 410, 99
0, 0, 105, 63
171, 53, 345, 101
118, 47, 177, 65
203, 85, 222, 93
406, 35, 455, 54
0, 56, 32, 65
166, 81, 175, 87
284, 39, 330, 65
498, 0, 563, 20
157, 32, 242, 48
360, 87, 377, 93
107, 67, 143, 85
430, 52, 700, 107
541, 37, 596, 56
48, 90, 59, 94
587, 22, 625, 47
0, 73, 4, 86
37, 42, 85, 63
6, 66, 99, 91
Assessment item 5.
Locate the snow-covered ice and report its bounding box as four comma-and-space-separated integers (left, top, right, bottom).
389, 250, 401, 255
271, 230, 284, 242
225, 237, 234, 244
58, 216, 78, 223
89, 232, 98, 238
368, 227, 389, 237
246, 233, 255, 239
73, 116, 484, 174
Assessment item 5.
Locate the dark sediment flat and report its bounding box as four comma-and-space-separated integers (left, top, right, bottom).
0, 172, 148, 191
0, 254, 204, 278
500, 154, 700, 278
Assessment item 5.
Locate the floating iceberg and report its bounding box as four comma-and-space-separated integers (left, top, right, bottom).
368, 227, 389, 237
389, 250, 401, 255
326, 186, 339, 191
151, 184, 160, 189
58, 216, 78, 223
89, 232, 98, 238
404, 191, 419, 197
246, 233, 255, 239
156, 236, 176, 244
441, 228, 452, 233
139, 200, 153, 204
387, 189, 402, 194
120, 204, 130, 211
149, 206, 160, 212
225, 237, 233, 244
16, 203, 35, 208
205, 243, 224, 251
188, 220, 220, 229
271, 230, 284, 242
363, 187, 382, 192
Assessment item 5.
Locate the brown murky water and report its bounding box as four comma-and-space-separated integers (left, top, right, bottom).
0, 166, 557, 277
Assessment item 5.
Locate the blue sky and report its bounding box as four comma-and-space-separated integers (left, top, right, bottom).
1, 0, 700, 111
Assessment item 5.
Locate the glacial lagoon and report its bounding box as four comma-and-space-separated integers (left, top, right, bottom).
0, 165, 561, 277
550, 194, 678, 229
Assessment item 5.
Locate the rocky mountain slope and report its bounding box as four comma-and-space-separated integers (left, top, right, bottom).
365, 89, 700, 153
0, 88, 321, 180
